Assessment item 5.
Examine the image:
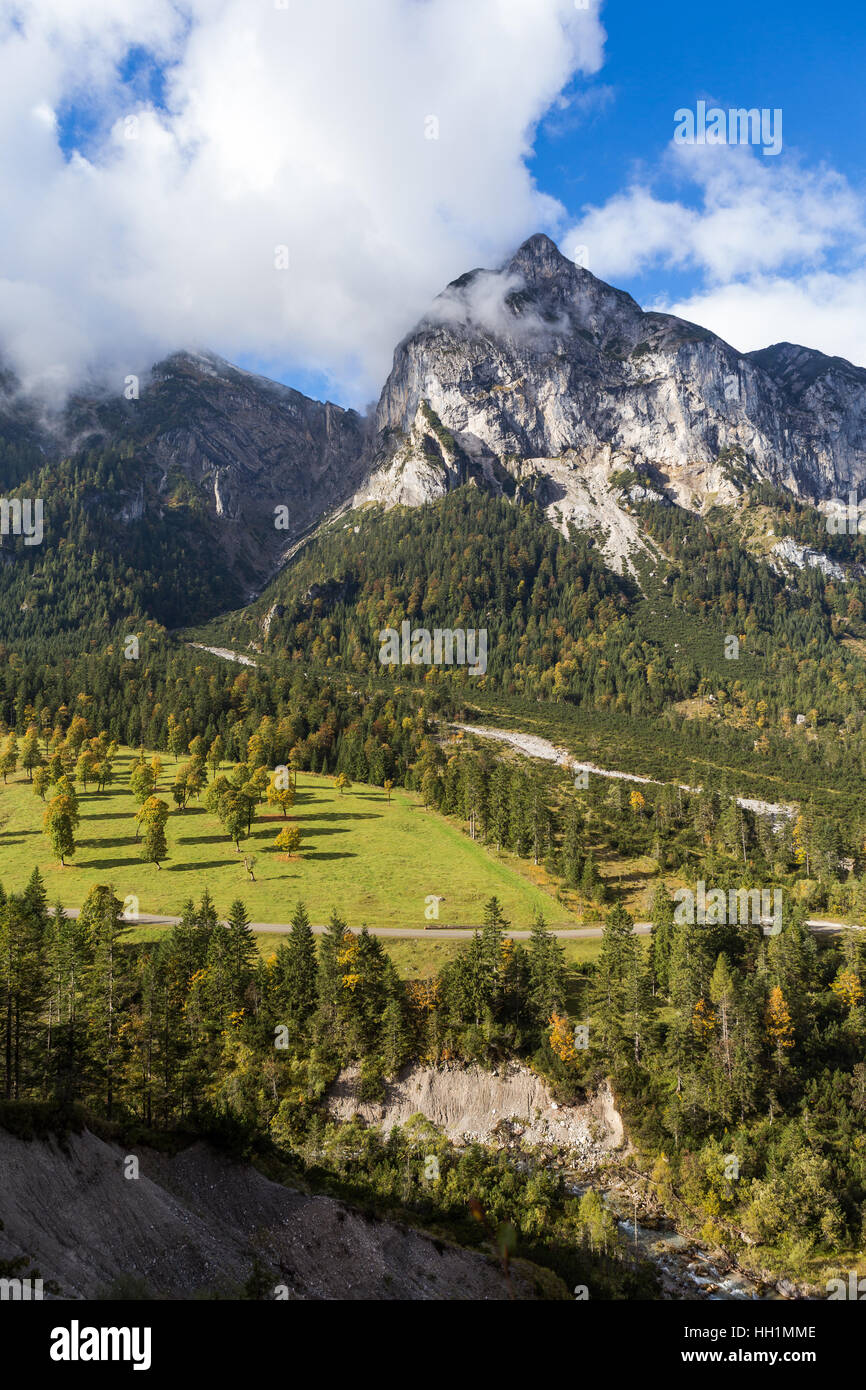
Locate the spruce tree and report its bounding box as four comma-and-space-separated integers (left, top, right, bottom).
275, 901, 318, 1032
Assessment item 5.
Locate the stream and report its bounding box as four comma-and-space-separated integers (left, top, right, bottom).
564, 1177, 773, 1300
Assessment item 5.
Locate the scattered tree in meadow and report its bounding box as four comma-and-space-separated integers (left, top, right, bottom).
75, 747, 99, 791
274, 825, 302, 859
188, 735, 206, 764
20, 726, 43, 781
32, 766, 51, 801
166, 715, 186, 762
172, 759, 206, 811
137, 797, 170, 869
267, 771, 296, 818
0, 733, 18, 783
43, 792, 79, 866
207, 735, 225, 775
95, 757, 114, 792
129, 759, 157, 810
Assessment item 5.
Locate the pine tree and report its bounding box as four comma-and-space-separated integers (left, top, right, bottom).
527, 778, 552, 866
560, 802, 583, 887
274, 901, 318, 1032
80, 886, 128, 1118
665, 910, 709, 1103
479, 896, 508, 1016
580, 853, 604, 905
225, 899, 257, 1013
649, 882, 675, 994
527, 909, 566, 1027
0, 876, 49, 1099
709, 953, 737, 1096
487, 764, 511, 851
592, 904, 636, 1066
316, 909, 348, 1037
47, 899, 90, 1103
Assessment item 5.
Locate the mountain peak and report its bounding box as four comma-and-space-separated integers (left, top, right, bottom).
504, 233, 572, 282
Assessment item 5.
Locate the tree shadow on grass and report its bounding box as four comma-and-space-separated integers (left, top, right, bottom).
168, 860, 238, 872
81, 812, 136, 821
80, 836, 139, 850
304, 850, 356, 861
304, 811, 380, 822
272, 825, 347, 840
174, 835, 232, 845
76, 857, 143, 870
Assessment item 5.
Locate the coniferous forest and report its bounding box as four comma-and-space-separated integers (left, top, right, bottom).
2, 464, 866, 1301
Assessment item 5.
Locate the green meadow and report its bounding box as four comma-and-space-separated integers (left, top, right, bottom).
0, 747, 578, 932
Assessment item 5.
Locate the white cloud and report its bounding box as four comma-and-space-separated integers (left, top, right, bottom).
667, 271, 866, 364
426, 267, 570, 342
562, 141, 866, 364
0, 0, 606, 403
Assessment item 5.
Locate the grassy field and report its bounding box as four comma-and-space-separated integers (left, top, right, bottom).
0, 748, 579, 931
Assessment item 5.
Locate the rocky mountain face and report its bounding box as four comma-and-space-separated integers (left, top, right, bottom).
0, 351, 370, 599
3, 234, 866, 609
355, 234, 866, 570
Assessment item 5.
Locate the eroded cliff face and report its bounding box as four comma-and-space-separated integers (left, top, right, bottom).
0, 348, 373, 604
327, 1061, 624, 1165
354, 234, 866, 570
67, 351, 372, 594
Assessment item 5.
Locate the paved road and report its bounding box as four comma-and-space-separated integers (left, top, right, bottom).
52, 909, 862, 939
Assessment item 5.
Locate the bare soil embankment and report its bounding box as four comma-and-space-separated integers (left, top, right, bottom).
0, 1124, 553, 1300
327, 1061, 623, 1164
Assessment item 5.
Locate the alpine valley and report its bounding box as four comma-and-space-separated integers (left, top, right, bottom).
3, 234, 866, 1303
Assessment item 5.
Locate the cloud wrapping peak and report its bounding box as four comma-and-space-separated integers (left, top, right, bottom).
0, 0, 605, 403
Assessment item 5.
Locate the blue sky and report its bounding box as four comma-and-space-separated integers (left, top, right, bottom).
3, 0, 865, 406
530, 0, 866, 310
262, 0, 866, 400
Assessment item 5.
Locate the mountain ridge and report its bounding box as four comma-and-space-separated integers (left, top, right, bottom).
355, 233, 866, 571
1, 232, 865, 624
